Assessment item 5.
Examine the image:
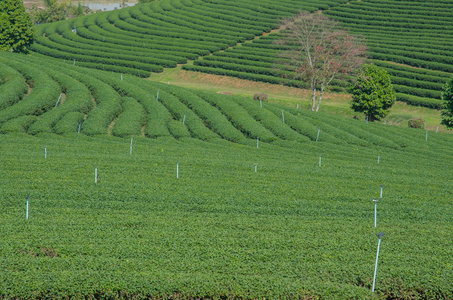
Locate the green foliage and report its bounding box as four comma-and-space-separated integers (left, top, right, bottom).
351, 64, 396, 121
0, 62, 29, 109
28, 0, 90, 24
395, 93, 443, 110
0, 129, 452, 299
54, 111, 84, 135
0, 50, 453, 299
407, 118, 425, 129
0, 115, 37, 133
0, 0, 34, 53
112, 97, 146, 137
440, 76, 453, 129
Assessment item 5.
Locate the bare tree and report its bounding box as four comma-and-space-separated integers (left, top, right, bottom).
275, 12, 367, 112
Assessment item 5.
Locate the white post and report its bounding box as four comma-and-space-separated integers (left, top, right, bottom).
73, 59, 76, 66
121, 73, 123, 81
436, 126, 439, 133
378, 155, 380, 164
254, 163, 257, 173
55, 93, 62, 108
319, 155, 321, 167
366, 116, 369, 124
78, 122, 81, 133
26, 197, 29, 220
297, 103, 299, 109
156, 90, 159, 101
260, 97, 262, 108
130, 136, 133, 154
177, 161, 179, 179
182, 115, 186, 124
373, 199, 379, 228
380, 185, 383, 198
95, 166, 98, 183
372, 233, 385, 292
44, 145, 47, 159
316, 128, 320, 142
257, 137, 259, 149
282, 110, 285, 123
425, 131, 428, 141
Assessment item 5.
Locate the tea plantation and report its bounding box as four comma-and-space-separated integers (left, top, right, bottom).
30, 0, 453, 108
0, 48, 453, 299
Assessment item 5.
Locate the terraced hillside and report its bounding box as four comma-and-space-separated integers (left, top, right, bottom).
0, 50, 447, 149
32, 0, 347, 76
1, 45, 453, 299
187, 0, 453, 109
31, 0, 453, 110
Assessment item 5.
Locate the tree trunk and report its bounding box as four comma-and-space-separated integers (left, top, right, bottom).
315, 84, 324, 112
311, 87, 316, 111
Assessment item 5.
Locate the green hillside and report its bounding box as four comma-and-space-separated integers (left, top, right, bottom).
30, 0, 453, 109
1, 45, 453, 299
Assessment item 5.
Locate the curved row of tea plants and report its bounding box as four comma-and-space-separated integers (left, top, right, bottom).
31, 0, 348, 77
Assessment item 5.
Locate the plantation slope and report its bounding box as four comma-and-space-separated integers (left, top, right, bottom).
31, 0, 453, 110
1, 51, 452, 156
186, 0, 453, 109
0, 128, 452, 299
30, 0, 348, 78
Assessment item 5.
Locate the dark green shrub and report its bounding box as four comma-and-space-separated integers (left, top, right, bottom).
253, 93, 268, 101
408, 118, 425, 129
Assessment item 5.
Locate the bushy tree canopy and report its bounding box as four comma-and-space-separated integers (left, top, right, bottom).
440, 76, 453, 129
350, 64, 396, 121
0, 0, 35, 53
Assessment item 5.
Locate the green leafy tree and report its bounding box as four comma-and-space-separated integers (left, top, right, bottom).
350, 64, 396, 121
0, 0, 35, 53
440, 76, 453, 129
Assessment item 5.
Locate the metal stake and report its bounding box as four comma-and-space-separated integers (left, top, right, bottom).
372, 233, 385, 292
55, 93, 62, 108
372, 199, 379, 227
26, 196, 29, 220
